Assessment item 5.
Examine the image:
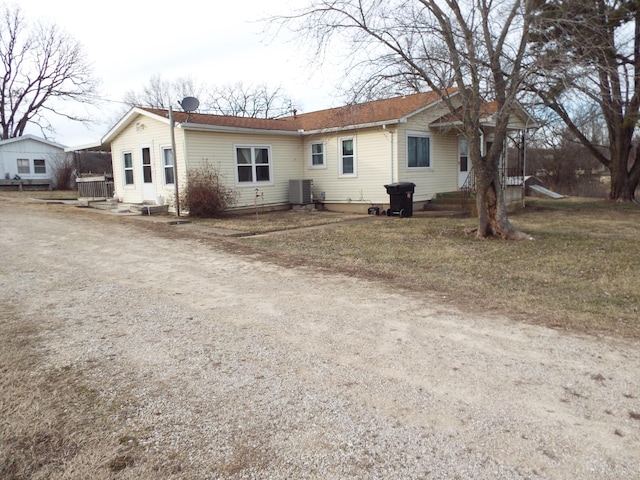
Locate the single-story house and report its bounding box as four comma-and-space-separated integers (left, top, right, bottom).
0, 135, 68, 190
99, 91, 535, 214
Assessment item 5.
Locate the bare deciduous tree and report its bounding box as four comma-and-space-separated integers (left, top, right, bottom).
206, 82, 292, 118
530, 0, 640, 202
122, 74, 204, 110
0, 5, 98, 140
273, 0, 535, 239
123, 76, 293, 119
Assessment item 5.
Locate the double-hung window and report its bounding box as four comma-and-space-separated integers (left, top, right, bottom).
311, 142, 324, 167
123, 151, 134, 185
162, 147, 174, 185
17, 159, 29, 174
407, 133, 431, 168
33, 159, 46, 174
339, 137, 356, 177
236, 146, 272, 184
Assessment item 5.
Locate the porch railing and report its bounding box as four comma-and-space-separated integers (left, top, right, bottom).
459, 159, 510, 209
460, 168, 476, 210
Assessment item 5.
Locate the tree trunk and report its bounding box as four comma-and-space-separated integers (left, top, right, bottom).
609, 174, 637, 202
475, 164, 530, 240
608, 146, 640, 202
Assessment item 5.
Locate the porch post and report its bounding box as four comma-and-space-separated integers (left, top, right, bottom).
522, 129, 526, 208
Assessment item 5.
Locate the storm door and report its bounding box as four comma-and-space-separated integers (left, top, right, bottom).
141, 146, 156, 201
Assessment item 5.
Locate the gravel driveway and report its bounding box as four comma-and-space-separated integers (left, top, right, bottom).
1, 199, 639, 479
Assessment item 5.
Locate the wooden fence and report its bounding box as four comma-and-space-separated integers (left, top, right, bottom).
76, 176, 114, 199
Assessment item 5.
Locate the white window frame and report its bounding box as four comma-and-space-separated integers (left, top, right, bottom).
33, 159, 46, 174
406, 131, 432, 169
234, 145, 273, 185
122, 151, 134, 186
339, 137, 356, 177
310, 142, 325, 168
161, 146, 174, 185
17, 158, 30, 174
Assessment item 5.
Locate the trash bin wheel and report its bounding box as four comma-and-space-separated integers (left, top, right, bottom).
399, 208, 406, 218
386, 208, 392, 216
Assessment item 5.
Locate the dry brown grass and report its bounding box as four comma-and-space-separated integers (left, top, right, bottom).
0, 302, 180, 479
4, 192, 637, 338
190, 208, 364, 234
0, 190, 78, 200
224, 198, 640, 339
0, 304, 104, 479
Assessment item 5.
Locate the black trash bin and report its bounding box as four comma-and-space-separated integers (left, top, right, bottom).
384, 182, 416, 217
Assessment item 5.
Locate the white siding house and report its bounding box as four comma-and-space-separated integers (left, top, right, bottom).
98, 91, 534, 214
0, 135, 68, 189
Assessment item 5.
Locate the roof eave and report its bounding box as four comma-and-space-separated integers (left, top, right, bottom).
179, 123, 302, 136
301, 119, 401, 135
429, 118, 537, 130
64, 141, 111, 153
0, 134, 66, 149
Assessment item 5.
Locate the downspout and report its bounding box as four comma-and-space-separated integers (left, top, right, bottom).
521, 129, 526, 207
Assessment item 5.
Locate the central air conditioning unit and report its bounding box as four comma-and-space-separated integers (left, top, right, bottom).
289, 179, 313, 205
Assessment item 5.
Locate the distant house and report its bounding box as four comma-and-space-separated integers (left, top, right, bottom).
97, 91, 535, 213
0, 135, 68, 190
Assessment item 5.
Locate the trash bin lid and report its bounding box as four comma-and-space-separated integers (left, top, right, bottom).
384, 182, 416, 193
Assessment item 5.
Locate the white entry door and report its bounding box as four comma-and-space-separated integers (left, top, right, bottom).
458, 138, 470, 188
141, 146, 156, 201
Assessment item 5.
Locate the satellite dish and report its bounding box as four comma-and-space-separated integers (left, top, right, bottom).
179, 96, 200, 112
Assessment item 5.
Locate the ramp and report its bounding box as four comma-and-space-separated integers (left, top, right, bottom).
529, 184, 565, 199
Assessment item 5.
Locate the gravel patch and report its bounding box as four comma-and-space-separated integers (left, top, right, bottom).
1, 201, 639, 479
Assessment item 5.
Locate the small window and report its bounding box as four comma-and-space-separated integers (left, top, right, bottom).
142, 147, 152, 183
162, 148, 174, 185
459, 138, 469, 172
407, 134, 430, 168
340, 138, 356, 176
33, 159, 46, 174
235, 146, 272, 184
17, 159, 29, 174
123, 151, 134, 185
311, 142, 324, 167
486, 141, 494, 155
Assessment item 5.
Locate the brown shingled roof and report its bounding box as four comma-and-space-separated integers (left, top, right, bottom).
140, 108, 301, 132
288, 90, 448, 131
139, 90, 452, 133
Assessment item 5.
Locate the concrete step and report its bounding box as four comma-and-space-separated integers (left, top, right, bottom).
85, 200, 118, 210
426, 191, 475, 213
129, 204, 169, 215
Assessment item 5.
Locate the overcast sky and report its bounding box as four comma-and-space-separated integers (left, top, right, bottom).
18, 0, 343, 146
